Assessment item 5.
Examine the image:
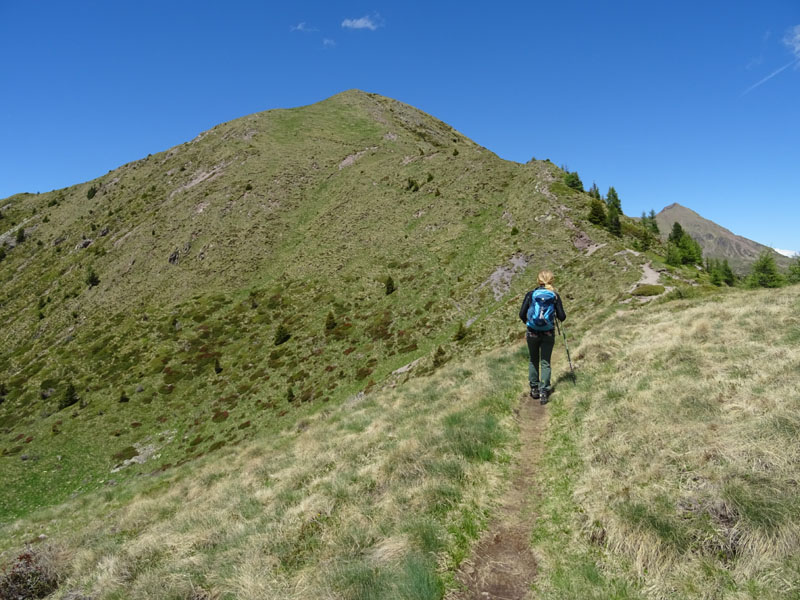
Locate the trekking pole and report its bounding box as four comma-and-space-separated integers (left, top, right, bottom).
556, 318, 576, 383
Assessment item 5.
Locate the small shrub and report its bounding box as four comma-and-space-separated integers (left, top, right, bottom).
325, 311, 337, 331
452, 148, 459, 156
87, 185, 97, 199
453, 322, 468, 341
356, 366, 374, 380
58, 383, 79, 411
86, 268, 100, 288
631, 284, 665, 297
112, 446, 139, 461
433, 346, 448, 368
274, 324, 291, 346
15, 228, 25, 244
0, 549, 59, 599
385, 276, 396, 296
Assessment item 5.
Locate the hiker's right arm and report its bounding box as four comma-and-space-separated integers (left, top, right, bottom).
519, 292, 531, 323
555, 294, 566, 322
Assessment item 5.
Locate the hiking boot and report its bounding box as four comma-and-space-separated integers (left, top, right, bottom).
529, 387, 540, 399
539, 390, 550, 405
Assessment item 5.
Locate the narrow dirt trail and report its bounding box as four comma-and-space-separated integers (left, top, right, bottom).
448, 395, 547, 600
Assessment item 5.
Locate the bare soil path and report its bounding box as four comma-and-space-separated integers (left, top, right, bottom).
448, 394, 546, 600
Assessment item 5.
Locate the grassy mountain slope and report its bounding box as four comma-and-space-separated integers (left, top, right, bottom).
655, 203, 791, 275
532, 285, 800, 599
0, 350, 523, 599
0, 90, 642, 523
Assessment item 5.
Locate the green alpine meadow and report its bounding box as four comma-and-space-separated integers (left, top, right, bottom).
1, 90, 798, 599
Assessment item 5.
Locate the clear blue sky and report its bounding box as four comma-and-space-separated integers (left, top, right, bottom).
2, 1, 798, 253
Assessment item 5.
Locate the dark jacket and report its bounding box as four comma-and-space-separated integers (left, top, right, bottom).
519, 286, 566, 331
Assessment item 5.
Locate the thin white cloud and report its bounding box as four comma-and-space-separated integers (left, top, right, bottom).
323, 38, 336, 48
342, 15, 379, 30
784, 24, 800, 57
291, 22, 317, 33
742, 24, 800, 95
774, 248, 799, 258
742, 58, 800, 95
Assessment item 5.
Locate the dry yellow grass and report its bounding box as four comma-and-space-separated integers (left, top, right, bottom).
536, 286, 800, 599
1, 352, 520, 599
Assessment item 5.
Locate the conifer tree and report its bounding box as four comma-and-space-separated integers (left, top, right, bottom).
606, 187, 621, 213
606, 205, 621, 237
385, 275, 396, 295
666, 243, 683, 266
678, 234, 703, 265
588, 198, 606, 225
668, 222, 685, 244
15, 228, 25, 244
747, 252, 784, 288
563, 171, 583, 191
787, 257, 800, 284
648, 209, 660, 233
721, 259, 736, 286
588, 182, 601, 199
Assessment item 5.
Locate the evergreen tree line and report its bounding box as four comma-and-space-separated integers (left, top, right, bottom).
746, 252, 800, 288
586, 181, 624, 237
665, 222, 703, 267
561, 167, 800, 290
705, 257, 736, 286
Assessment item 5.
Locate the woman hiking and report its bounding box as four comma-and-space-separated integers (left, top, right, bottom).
519, 270, 567, 405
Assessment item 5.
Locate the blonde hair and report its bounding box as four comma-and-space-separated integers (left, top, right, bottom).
537, 270, 555, 291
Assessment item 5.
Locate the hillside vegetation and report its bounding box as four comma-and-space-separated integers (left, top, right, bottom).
0, 91, 639, 521
655, 203, 791, 276
4, 90, 795, 599
531, 285, 800, 599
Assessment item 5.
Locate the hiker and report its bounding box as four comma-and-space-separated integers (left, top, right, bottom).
519, 270, 567, 405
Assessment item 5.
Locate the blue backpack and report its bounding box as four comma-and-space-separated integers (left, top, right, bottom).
526, 288, 557, 331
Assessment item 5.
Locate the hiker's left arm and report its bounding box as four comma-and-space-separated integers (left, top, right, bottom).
519, 292, 531, 323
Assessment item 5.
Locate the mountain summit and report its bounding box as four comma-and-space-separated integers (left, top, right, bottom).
0, 89, 639, 520
655, 202, 790, 274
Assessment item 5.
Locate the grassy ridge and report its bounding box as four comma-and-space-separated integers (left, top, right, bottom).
531, 285, 800, 599
0, 90, 643, 522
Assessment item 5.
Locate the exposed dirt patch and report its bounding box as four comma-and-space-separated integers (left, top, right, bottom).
169, 163, 227, 198
338, 147, 376, 170
479, 254, 530, 301
629, 261, 660, 289
585, 242, 606, 256
449, 395, 545, 599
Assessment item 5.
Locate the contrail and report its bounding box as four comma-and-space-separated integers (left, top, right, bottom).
742, 58, 800, 95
